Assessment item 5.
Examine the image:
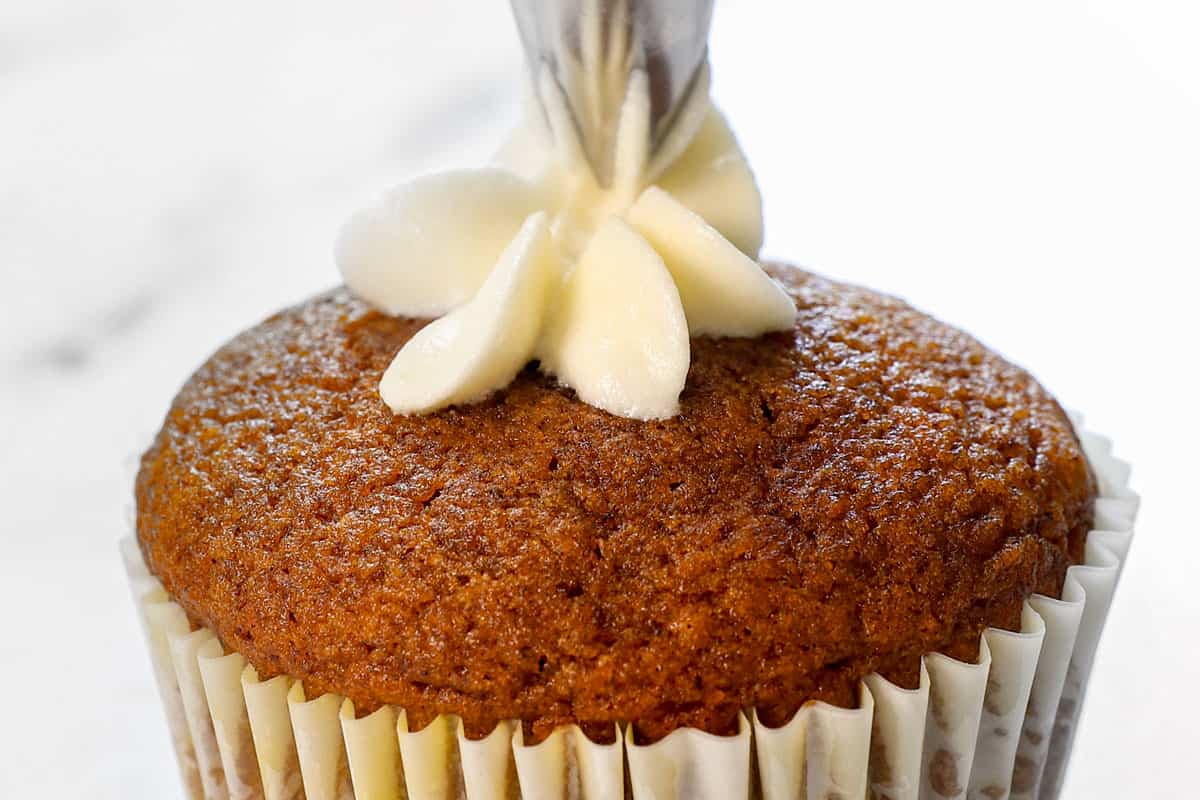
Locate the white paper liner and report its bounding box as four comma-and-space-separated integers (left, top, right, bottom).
123, 417, 1136, 800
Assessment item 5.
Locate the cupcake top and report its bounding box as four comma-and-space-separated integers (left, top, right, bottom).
336, 6, 795, 421
135, 265, 1094, 742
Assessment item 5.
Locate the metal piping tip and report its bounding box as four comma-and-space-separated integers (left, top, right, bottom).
510, 0, 715, 186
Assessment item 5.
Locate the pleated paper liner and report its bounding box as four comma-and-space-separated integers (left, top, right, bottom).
122, 415, 1136, 800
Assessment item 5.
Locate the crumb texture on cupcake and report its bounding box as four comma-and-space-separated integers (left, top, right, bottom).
136, 265, 1094, 743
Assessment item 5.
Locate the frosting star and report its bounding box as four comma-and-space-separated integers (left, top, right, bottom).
337, 78, 795, 420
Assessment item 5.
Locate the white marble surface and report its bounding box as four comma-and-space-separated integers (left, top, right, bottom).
2, 1, 1198, 797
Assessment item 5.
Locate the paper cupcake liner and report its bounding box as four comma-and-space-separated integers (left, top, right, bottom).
123, 415, 1136, 800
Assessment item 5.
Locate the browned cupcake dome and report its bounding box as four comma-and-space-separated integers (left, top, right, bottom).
135, 264, 1095, 743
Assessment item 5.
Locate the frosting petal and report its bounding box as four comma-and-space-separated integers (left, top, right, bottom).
345, 73, 777, 419
378, 213, 556, 414
654, 107, 764, 258
337, 169, 545, 317
538, 218, 689, 420
627, 186, 796, 337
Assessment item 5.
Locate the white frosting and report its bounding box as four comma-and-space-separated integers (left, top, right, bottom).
628, 186, 795, 337
378, 213, 557, 414
539, 216, 690, 419
336, 169, 546, 317
338, 70, 795, 419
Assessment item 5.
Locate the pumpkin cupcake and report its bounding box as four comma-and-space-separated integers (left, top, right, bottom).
125, 3, 1136, 799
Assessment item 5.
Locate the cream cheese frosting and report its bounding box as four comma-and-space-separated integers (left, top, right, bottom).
337, 66, 795, 419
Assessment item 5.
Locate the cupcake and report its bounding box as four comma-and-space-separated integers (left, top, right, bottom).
125, 4, 1137, 800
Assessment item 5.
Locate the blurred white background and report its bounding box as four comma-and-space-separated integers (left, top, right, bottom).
2, 1, 1197, 797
